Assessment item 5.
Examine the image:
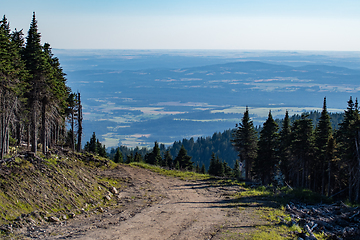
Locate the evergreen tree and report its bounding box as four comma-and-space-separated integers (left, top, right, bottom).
23, 12, 49, 153
0, 14, 70, 157
21, 13, 69, 154
195, 163, 200, 173
290, 113, 314, 188
279, 110, 292, 184
233, 160, 241, 179
85, 132, 97, 153
163, 150, 173, 168
223, 160, 231, 177
253, 111, 279, 185
337, 97, 360, 202
83, 132, 106, 157
126, 153, 134, 164
208, 152, 226, 177
174, 145, 193, 170
114, 147, 123, 163
208, 152, 217, 176
0, 16, 27, 158
232, 107, 258, 180
314, 97, 333, 195
145, 141, 162, 165
134, 152, 143, 162
97, 140, 107, 157
200, 163, 206, 174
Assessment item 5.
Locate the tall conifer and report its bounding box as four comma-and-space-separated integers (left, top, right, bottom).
290, 113, 314, 188
315, 97, 333, 195
279, 110, 292, 183
253, 111, 279, 185
232, 107, 258, 180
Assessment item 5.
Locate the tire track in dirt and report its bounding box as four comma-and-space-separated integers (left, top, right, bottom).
21, 165, 261, 240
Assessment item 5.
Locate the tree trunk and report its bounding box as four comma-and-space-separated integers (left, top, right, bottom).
321, 161, 325, 196
31, 102, 37, 153
327, 160, 331, 197
16, 121, 22, 146
41, 100, 47, 154
77, 92, 82, 152
27, 123, 30, 148
0, 116, 4, 159
71, 109, 75, 152
5, 128, 9, 154
301, 159, 305, 188
349, 168, 352, 202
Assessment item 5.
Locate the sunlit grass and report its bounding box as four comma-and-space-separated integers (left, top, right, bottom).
129, 162, 211, 180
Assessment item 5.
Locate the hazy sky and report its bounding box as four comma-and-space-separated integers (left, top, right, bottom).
2, 0, 360, 50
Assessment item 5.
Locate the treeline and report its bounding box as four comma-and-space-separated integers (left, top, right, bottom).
233, 97, 360, 202
108, 130, 238, 172
0, 13, 76, 159
109, 141, 194, 171
109, 111, 344, 172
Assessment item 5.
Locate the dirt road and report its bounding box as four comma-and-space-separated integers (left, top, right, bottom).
20, 165, 261, 239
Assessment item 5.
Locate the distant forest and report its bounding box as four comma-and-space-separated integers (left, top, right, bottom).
109, 110, 344, 170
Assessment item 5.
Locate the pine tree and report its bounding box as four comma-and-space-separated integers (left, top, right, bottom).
232, 106, 258, 180
126, 153, 134, 164
279, 110, 292, 184
314, 97, 333, 195
337, 97, 360, 202
290, 113, 314, 188
163, 150, 173, 168
233, 160, 241, 179
145, 141, 162, 165
23, 13, 48, 153
88, 132, 97, 153
0, 14, 70, 157
208, 152, 217, 176
253, 111, 279, 185
200, 163, 206, 174
0, 16, 27, 159
223, 160, 231, 177
134, 152, 143, 162
114, 147, 123, 163
77, 92, 83, 152
174, 145, 193, 170
195, 163, 200, 173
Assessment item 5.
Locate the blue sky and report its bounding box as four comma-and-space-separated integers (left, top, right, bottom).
2, 0, 360, 50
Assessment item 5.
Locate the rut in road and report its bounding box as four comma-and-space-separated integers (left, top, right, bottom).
20, 165, 262, 240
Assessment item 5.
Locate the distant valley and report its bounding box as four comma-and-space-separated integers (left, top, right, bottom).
54, 50, 360, 148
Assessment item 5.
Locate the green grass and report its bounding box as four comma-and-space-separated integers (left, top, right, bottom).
129, 162, 211, 180
0, 151, 126, 226
231, 185, 332, 240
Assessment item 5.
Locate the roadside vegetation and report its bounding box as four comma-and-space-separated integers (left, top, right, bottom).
0, 149, 123, 229
129, 162, 210, 181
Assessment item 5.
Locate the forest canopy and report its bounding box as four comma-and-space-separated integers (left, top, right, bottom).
0, 13, 77, 158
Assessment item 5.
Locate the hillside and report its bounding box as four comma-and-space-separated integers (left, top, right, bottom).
0, 148, 125, 234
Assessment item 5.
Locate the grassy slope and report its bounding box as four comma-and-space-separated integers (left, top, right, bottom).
0, 151, 122, 228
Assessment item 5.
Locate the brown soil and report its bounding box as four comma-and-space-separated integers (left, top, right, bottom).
16, 164, 264, 240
